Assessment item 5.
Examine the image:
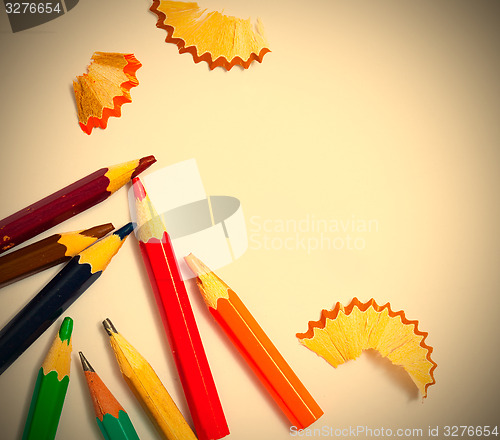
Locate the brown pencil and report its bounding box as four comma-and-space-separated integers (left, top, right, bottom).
0, 224, 114, 288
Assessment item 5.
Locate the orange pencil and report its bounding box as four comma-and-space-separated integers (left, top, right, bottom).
185, 254, 323, 430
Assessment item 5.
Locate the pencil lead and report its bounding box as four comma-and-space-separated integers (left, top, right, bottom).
131, 155, 156, 178
58, 317, 73, 345
81, 223, 115, 238
132, 179, 165, 241
132, 177, 147, 201
79, 352, 95, 372
114, 222, 134, 240
184, 254, 210, 277
102, 319, 118, 336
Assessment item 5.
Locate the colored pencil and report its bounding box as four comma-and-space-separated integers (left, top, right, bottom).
22, 317, 73, 440
102, 318, 197, 440
79, 352, 141, 440
185, 254, 324, 430
0, 223, 114, 288
131, 177, 228, 440
0, 155, 155, 254
0, 223, 133, 375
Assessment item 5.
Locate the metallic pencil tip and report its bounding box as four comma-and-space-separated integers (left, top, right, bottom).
79, 352, 94, 372
102, 318, 118, 336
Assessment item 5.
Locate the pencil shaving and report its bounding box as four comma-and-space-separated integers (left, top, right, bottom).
150, 1, 271, 70
297, 298, 437, 398
73, 52, 141, 134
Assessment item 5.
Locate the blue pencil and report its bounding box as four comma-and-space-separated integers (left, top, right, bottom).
0, 223, 133, 375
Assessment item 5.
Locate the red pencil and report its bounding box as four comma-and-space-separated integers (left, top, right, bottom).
131, 177, 228, 440
0, 156, 155, 254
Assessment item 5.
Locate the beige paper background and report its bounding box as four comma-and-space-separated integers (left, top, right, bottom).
1, 1, 499, 439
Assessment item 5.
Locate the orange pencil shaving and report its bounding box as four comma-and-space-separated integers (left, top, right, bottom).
73, 52, 142, 134
185, 254, 323, 430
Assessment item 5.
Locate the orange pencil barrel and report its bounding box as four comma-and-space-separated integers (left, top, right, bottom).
185, 254, 323, 430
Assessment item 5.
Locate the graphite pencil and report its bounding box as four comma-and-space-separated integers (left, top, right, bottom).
0, 223, 114, 288
79, 352, 140, 440
185, 254, 324, 430
22, 317, 73, 440
103, 318, 197, 440
0, 223, 133, 375
132, 177, 228, 440
0, 155, 155, 253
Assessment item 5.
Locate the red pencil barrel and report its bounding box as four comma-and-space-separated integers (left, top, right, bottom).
138, 233, 228, 440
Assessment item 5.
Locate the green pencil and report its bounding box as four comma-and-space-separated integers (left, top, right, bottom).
79, 352, 141, 440
22, 317, 73, 440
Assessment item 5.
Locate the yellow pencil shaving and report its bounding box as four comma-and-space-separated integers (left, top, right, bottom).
297, 298, 437, 398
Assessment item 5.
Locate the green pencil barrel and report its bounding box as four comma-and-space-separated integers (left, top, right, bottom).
22, 369, 70, 440
97, 410, 141, 440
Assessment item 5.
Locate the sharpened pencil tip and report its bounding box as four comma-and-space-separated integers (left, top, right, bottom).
58, 317, 73, 344
184, 254, 210, 277
132, 177, 147, 201
102, 318, 118, 336
81, 223, 115, 238
79, 352, 95, 372
131, 155, 156, 178
114, 222, 134, 240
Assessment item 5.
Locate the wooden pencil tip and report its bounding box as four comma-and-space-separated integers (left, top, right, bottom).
184, 253, 211, 277
79, 352, 95, 372
102, 318, 118, 336
185, 254, 229, 307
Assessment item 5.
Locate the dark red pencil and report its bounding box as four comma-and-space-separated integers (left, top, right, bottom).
0, 156, 155, 254
131, 177, 229, 440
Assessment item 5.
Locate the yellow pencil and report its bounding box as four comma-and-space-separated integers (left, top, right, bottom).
102, 318, 197, 440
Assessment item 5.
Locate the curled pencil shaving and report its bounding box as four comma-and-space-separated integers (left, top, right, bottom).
73, 52, 142, 134
297, 298, 437, 398
150, 0, 271, 70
